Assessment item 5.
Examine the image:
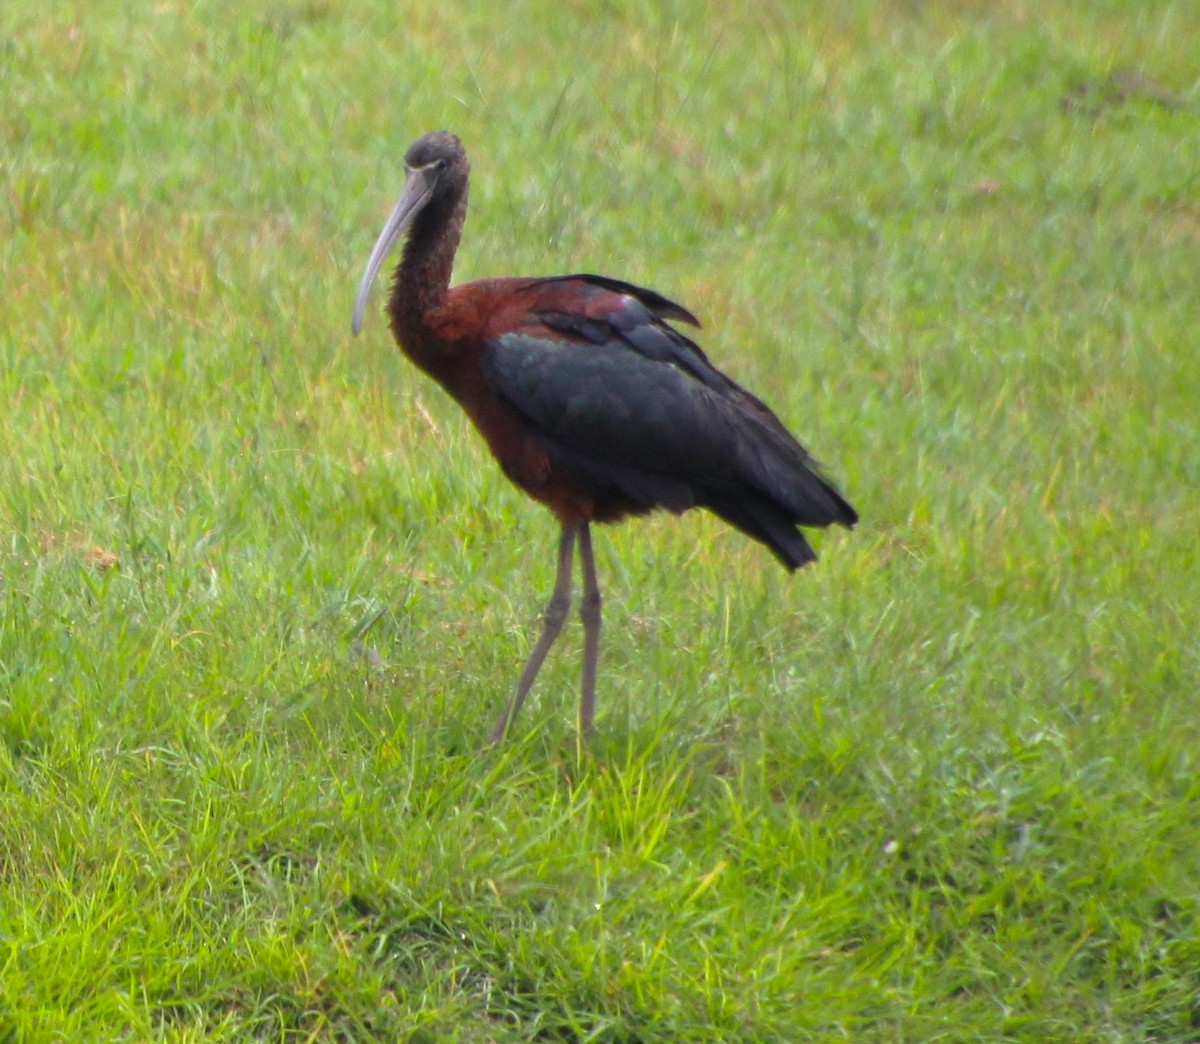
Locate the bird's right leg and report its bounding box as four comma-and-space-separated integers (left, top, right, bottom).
577, 522, 601, 738
485, 524, 578, 745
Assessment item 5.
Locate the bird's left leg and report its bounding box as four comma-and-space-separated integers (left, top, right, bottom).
578, 522, 602, 737
486, 524, 578, 746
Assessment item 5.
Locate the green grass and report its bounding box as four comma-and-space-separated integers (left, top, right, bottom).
3, 0, 1199, 1038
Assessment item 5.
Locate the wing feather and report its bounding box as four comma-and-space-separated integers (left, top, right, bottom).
480, 279, 856, 567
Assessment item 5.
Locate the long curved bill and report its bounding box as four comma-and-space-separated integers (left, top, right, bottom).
351, 165, 439, 335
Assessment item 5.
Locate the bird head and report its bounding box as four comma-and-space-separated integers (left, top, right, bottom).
352, 130, 468, 335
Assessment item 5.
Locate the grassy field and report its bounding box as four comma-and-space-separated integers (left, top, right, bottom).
3, 0, 1198, 1038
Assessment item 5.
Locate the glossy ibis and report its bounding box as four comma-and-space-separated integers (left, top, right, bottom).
352, 131, 857, 744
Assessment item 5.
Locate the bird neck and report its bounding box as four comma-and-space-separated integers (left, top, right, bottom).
388, 185, 468, 345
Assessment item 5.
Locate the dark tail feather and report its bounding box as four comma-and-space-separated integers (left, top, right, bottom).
704, 493, 819, 571
786, 469, 858, 530
741, 436, 858, 532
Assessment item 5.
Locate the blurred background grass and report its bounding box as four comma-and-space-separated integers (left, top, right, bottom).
2, 0, 1198, 1038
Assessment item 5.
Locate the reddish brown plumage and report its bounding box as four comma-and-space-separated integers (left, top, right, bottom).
390, 276, 668, 526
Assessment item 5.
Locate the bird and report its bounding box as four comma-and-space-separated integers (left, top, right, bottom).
352, 130, 857, 744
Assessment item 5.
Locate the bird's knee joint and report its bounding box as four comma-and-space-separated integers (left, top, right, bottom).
542, 594, 571, 629
580, 589, 602, 625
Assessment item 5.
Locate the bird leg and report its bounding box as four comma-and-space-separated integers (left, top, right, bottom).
578, 523, 602, 737
486, 524, 577, 745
